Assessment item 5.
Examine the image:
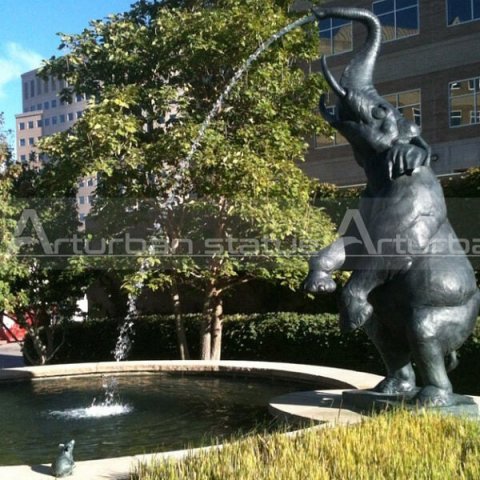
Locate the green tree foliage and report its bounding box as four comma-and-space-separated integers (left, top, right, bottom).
41, 0, 336, 359
0, 113, 87, 363
9, 164, 88, 364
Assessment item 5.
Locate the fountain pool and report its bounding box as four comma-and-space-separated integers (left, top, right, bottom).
0, 372, 322, 466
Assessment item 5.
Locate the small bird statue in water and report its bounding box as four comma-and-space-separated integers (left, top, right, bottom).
51, 439, 75, 478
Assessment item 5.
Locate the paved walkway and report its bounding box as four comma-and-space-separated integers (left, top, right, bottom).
0, 342, 24, 368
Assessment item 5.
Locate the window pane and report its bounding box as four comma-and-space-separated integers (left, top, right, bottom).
474, 0, 480, 19
447, 0, 472, 25
315, 133, 334, 148
396, 7, 419, 37
319, 19, 332, 31
332, 18, 350, 28
383, 93, 398, 106
319, 29, 332, 55
373, 0, 394, 15
332, 24, 352, 54
398, 105, 421, 125
335, 133, 348, 145
450, 80, 472, 96
379, 13, 396, 41
397, 0, 417, 8
398, 90, 420, 106
450, 95, 475, 126
477, 92, 480, 118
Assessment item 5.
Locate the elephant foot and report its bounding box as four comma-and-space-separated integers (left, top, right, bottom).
413, 386, 454, 407
303, 270, 337, 293
339, 294, 373, 332
374, 377, 416, 395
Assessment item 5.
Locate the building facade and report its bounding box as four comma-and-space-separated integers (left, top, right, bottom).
298, 0, 480, 185
15, 69, 96, 223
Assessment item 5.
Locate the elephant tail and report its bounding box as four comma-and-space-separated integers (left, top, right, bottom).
445, 351, 459, 372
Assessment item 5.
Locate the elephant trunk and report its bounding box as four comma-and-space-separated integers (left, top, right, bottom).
313, 7, 382, 94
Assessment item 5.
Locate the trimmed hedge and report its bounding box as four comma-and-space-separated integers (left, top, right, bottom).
24, 313, 480, 395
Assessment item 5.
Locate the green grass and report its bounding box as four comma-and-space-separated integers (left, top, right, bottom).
131, 410, 480, 480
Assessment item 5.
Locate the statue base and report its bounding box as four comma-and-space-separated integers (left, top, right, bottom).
342, 389, 479, 418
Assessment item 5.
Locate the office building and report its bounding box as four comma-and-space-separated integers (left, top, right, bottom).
297, 0, 480, 185
15, 69, 96, 222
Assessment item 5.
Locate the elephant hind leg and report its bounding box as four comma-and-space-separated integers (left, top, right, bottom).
408, 294, 480, 406
363, 316, 416, 394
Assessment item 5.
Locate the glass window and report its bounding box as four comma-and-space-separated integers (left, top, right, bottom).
51, 99, 57, 108
88, 195, 94, 204
447, 0, 480, 25
19, 122, 25, 130
68, 113, 74, 121
76, 94, 83, 102
76, 111, 83, 119
20, 155, 26, 162
60, 114, 66, 123
449, 76, 480, 126
52, 116, 57, 125
37, 120, 43, 127
30, 80, 35, 98
373, 0, 419, 41
384, 89, 422, 126
28, 137, 34, 145
44, 118, 50, 126
23, 82, 29, 100
43, 101, 49, 110
87, 178, 94, 187
28, 121, 34, 129
36, 77, 42, 96
19, 139, 26, 147
79, 180, 85, 188
79, 196, 85, 205
30, 106, 35, 112
319, 18, 353, 55
37, 103, 42, 111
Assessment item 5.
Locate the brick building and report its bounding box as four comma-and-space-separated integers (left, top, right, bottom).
298, 0, 480, 185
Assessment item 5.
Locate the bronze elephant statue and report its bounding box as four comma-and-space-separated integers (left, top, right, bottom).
305, 7, 480, 407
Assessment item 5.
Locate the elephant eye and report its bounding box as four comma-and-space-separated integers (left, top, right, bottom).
372, 106, 387, 120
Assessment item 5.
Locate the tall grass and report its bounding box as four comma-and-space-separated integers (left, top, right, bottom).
132, 410, 480, 480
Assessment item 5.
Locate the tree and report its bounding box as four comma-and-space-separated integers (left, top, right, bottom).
41, 0, 336, 360
7, 163, 89, 364
0, 114, 27, 316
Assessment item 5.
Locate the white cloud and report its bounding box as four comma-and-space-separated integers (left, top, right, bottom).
0, 42, 43, 98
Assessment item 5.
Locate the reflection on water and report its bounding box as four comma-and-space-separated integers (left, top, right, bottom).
0, 374, 317, 466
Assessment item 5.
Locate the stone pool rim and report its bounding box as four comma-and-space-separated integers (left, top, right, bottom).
0, 360, 382, 480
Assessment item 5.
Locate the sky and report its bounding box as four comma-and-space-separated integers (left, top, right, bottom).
0, 0, 135, 136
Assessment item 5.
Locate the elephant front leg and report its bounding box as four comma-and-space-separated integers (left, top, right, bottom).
304, 238, 346, 293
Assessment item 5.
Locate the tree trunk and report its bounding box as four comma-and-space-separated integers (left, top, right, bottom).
171, 284, 190, 360
211, 296, 223, 361
200, 282, 218, 360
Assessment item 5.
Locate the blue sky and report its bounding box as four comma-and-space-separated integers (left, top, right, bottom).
0, 0, 135, 136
